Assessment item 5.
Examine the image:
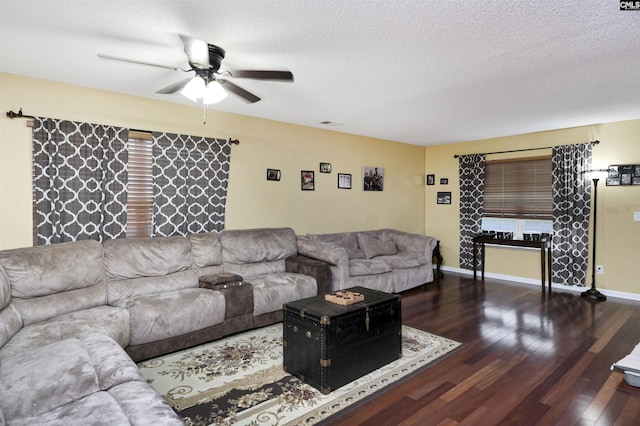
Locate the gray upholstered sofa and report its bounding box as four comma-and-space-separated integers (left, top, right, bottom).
0, 227, 329, 425
296, 228, 438, 293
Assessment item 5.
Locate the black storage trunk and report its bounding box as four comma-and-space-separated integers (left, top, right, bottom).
283, 286, 401, 394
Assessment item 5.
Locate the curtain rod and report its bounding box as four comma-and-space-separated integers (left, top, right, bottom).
7, 110, 240, 145
453, 140, 600, 158
6, 108, 35, 120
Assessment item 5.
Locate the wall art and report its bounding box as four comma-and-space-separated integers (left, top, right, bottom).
437, 191, 451, 205
362, 166, 384, 191
301, 170, 315, 190
338, 173, 352, 189
320, 162, 332, 173
426, 174, 435, 185
266, 169, 281, 181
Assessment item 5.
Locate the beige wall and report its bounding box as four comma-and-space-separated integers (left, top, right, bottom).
0, 73, 425, 250
425, 119, 640, 295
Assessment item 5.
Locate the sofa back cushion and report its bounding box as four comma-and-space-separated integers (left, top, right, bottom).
188, 232, 225, 276
104, 236, 197, 304
0, 240, 107, 325
220, 228, 297, 278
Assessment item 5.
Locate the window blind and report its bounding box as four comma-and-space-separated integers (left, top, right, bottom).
126, 131, 153, 238
483, 156, 552, 219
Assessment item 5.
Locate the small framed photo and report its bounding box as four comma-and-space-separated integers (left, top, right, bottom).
426, 174, 435, 185
606, 177, 621, 186
440, 178, 448, 185
338, 173, 352, 189
362, 166, 384, 191
301, 170, 315, 190
320, 162, 332, 173
437, 191, 452, 205
266, 169, 281, 181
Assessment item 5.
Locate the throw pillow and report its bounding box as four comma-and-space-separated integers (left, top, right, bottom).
336, 234, 365, 259
357, 233, 397, 259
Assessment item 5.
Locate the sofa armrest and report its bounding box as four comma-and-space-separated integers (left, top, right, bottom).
198, 272, 243, 289
385, 229, 437, 258
286, 256, 332, 295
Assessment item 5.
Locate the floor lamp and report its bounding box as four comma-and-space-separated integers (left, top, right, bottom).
581, 169, 609, 302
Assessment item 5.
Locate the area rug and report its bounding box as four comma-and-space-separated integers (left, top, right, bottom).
138, 323, 461, 426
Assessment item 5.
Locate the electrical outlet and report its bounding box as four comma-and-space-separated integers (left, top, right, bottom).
596, 265, 604, 274
635, 212, 640, 222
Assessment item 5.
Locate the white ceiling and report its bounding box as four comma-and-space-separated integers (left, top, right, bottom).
1, 1, 639, 146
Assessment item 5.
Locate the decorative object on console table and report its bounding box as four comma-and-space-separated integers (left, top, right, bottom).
582, 169, 609, 301
606, 164, 640, 186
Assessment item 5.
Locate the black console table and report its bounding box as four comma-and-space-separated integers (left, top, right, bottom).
472, 236, 552, 291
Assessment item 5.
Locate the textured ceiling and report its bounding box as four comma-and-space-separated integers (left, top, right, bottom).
1, 1, 639, 146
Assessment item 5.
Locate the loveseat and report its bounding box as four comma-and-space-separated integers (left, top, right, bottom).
0, 227, 329, 425
296, 228, 438, 293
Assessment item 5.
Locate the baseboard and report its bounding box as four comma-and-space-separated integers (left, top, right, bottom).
439, 266, 640, 302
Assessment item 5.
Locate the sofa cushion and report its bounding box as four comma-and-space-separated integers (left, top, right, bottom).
349, 259, 392, 276
189, 232, 223, 268
376, 252, 430, 269
104, 236, 198, 304
221, 228, 298, 265
0, 338, 100, 421
0, 266, 10, 310
107, 381, 184, 425
250, 272, 317, 317
114, 288, 225, 346
78, 333, 143, 390
104, 236, 192, 280
0, 305, 130, 361
357, 233, 398, 259
0, 303, 22, 351
335, 234, 365, 259
0, 240, 105, 298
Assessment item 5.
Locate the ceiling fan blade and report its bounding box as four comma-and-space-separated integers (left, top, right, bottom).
219, 80, 261, 103
155, 77, 193, 94
179, 34, 210, 69
229, 70, 294, 81
97, 54, 189, 72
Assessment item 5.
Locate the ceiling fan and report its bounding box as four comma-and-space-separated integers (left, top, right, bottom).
98, 34, 294, 105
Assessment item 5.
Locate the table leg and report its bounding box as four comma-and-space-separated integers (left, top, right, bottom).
547, 245, 552, 291
480, 243, 485, 280
540, 245, 545, 291
473, 240, 477, 280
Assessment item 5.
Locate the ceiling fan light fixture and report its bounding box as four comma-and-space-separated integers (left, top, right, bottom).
202, 80, 228, 104
180, 76, 206, 102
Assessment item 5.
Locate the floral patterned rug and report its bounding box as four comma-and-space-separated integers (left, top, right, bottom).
138, 323, 461, 426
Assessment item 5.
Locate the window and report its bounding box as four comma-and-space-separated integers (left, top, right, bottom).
482, 156, 553, 239
126, 131, 153, 238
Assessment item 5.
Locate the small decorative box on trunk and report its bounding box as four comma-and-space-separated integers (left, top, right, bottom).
283, 286, 401, 394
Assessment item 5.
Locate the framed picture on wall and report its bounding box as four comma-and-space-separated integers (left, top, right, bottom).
266, 169, 281, 181
362, 166, 384, 191
320, 162, 332, 173
338, 173, 352, 189
437, 191, 451, 205
440, 178, 449, 185
426, 174, 435, 185
301, 170, 315, 190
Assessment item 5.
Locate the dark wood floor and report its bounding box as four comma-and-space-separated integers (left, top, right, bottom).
329, 273, 640, 426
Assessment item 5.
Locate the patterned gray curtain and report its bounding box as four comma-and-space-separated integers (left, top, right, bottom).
551, 143, 592, 286
32, 117, 128, 244
459, 154, 486, 269
151, 132, 231, 237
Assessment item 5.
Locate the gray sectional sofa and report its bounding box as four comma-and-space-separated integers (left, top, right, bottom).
0, 227, 329, 426
296, 228, 439, 293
